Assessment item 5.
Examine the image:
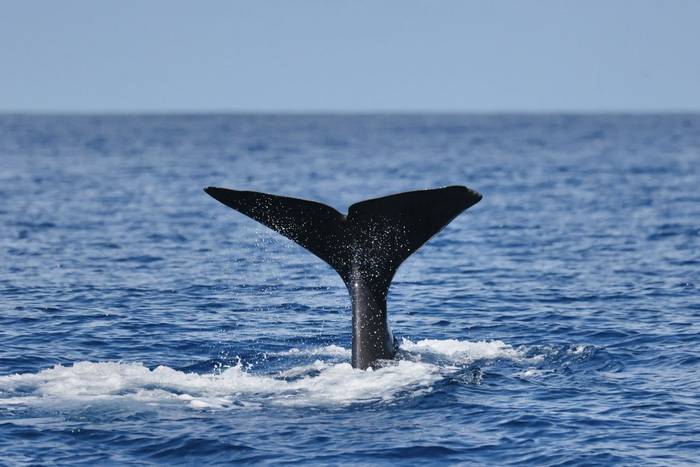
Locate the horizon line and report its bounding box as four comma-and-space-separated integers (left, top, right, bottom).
1, 109, 700, 117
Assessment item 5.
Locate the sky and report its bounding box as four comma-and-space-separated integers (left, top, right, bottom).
1, 0, 699, 113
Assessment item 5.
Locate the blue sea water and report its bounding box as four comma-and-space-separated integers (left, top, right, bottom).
0, 114, 699, 465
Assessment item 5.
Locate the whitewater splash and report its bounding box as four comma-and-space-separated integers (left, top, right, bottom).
0, 339, 534, 410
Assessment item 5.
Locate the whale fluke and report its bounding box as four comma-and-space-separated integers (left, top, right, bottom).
205, 185, 482, 369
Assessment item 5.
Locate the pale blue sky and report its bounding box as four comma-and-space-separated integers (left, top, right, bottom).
1, 0, 699, 112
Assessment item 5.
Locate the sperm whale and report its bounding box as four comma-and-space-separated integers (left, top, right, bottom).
204, 186, 482, 369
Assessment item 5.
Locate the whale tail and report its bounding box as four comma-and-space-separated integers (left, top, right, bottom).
204, 186, 481, 285
204, 185, 482, 368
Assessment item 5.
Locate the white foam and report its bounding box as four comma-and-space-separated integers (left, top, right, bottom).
568, 345, 588, 355
189, 399, 211, 409
515, 368, 554, 378
0, 359, 442, 409
273, 345, 351, 358
0, 338, 547, 410
400, 338, 525, 362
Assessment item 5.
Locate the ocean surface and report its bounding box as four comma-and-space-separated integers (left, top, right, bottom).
1, 114, 699, 465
